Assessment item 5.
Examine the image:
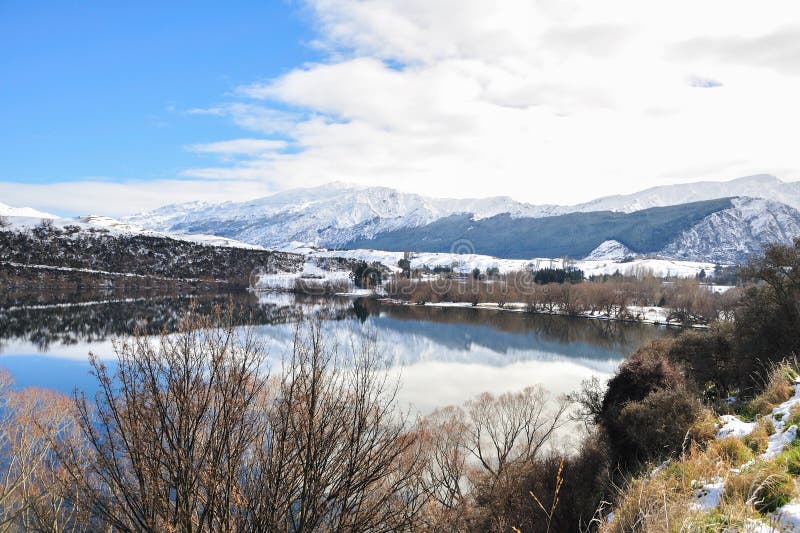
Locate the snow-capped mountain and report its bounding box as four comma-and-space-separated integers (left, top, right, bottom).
661, 197, 800, 263
0, 201, 55, 219
0, 210, 264, 250
125, 175, 800, 254
570, 174, 800, 213
113, 175, 800, 262
125, 182, 561, 250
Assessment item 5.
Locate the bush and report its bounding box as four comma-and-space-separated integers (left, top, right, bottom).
471, 436, 612, 533
600, 343, 696, 463
667, 323, 738, 401
735, 239, 800, 366
615, 387, 703, 462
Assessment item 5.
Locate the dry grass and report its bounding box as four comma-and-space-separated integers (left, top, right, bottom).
743, 418, 773, 455
599, 435, 798, 532
707, 437, 753, 467
724, 461, 797, 514
745, 364, 796, 419
688, 408, 719, 446
600, 444, 731, 533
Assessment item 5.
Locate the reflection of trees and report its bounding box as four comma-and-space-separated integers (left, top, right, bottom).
358, 299, 677, 355
0, 293, 357, 352
1, 293, 673, 356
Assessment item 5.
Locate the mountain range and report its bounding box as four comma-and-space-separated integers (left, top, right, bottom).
120, 174, 800, 263
4, 175, 800, 263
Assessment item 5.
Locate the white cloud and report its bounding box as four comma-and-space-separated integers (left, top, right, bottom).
0, 179, 275, 218
185, 0, 800, 205
8, 0, 800, 215
187, 138, 288, 155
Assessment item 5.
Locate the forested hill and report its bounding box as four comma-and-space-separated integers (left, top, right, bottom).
344, 198, 736, 259
0, 223, 303, 287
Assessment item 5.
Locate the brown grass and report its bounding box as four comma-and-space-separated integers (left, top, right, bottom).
743, 419, 773, 455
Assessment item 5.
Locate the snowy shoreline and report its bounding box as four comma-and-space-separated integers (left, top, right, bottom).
371, 297, 705, 328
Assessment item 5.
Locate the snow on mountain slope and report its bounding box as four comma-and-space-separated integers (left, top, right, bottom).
2, 213, 264, 250
570, 174, 800, 213
0, 201, 56, 219
125, 175, 800, 255
124, 182, 560, 249
584, 240, 634, 261
660, 197, 800, 262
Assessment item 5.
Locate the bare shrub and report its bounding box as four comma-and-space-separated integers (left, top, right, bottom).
418, 386, 569, 532
0, 372, 86, 531
664, 279, 719, 325
244, 320, 427, 532
51, 309, 427, 532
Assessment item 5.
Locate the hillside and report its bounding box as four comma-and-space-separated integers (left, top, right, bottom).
0, 220, 303, 290
120, 175, 800, 262
347, 198, 734, 259
348, 197, 800, 263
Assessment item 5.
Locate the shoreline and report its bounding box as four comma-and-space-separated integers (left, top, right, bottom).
373, 297, 708, 329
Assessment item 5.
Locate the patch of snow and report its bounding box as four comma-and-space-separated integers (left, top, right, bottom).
763, 425, 798, 459
758, 379, 800, 459
774, 501, 800, 531
744, 519, 780, 532
689, 478, 725, 511
717, 415, 758, 440
253, 259, 354, 292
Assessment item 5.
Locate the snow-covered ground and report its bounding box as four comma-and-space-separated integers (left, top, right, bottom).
692, 378, 800, 529
253, 260, 353, 291
308, 248, 719, 279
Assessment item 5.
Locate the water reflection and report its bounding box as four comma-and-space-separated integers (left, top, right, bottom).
0, 293, 674, 413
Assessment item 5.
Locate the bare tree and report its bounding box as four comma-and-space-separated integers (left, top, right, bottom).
463, 386, 569, 479
242, 320, 427, 532
60, 307, 268, 532
0, 372, 86, 532
417, 407, 471, 530
51, 309, 427, 532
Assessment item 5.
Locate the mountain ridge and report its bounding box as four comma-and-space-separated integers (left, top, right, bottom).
6, 174, 800, 263
117, 174, 800, 262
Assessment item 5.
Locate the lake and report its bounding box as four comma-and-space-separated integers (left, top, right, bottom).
0, 292, 673, 415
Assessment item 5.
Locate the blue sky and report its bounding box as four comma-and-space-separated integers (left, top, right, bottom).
0, 1, 315, 184
2, 1, 800, 216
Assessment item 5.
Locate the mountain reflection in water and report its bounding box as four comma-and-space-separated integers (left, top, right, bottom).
0, 292, 674, 413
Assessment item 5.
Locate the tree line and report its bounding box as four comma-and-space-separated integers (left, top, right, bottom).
385, 270, 738, 325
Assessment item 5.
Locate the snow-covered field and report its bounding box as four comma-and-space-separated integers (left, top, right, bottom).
308, 248, 719, 279
252, 261, 353, 291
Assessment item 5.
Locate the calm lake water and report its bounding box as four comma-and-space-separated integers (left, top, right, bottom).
0, 292, 673, 414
